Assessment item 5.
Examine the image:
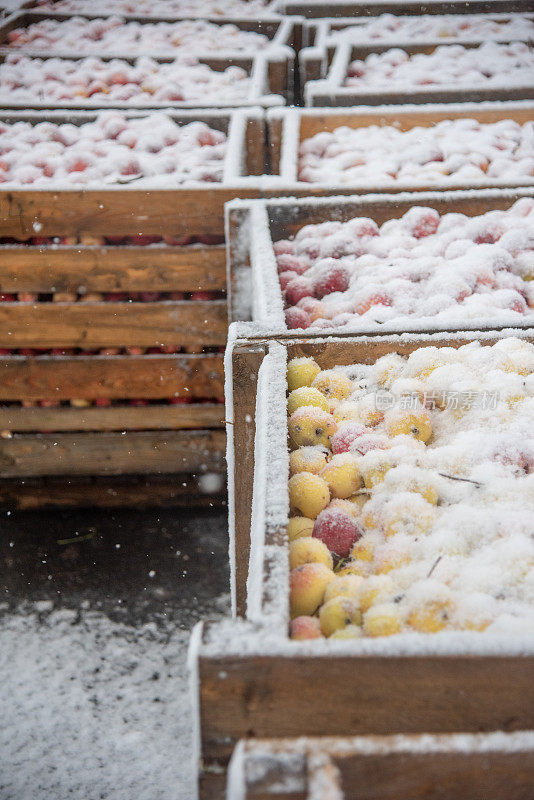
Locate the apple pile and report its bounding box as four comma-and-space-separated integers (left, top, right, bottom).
0, 112, 227, 186
0, 54, 251, 105
16, 394, 224, 412
35, 0, 272, 16
6, 17, 270, 55
274, 198, 534, 331
345, 42, 533, 89
287, 337, 534, 640
332, 12, 534, 44
298, 118, 534, 186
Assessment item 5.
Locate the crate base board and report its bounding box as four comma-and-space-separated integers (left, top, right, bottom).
0, 429, 226, 477
198, 650, 534, 765
0, 474, 227, 510
228, 732, 534, 800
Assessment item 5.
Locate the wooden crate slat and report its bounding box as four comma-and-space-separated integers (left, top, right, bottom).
0, 474, 227, 509
0, 187, 260, 238
0, 244, 227, 292
198, 649, 534, 763
0, 300, 228, 348
0, 10, 290, 52
0, 403, 224, 432
0, 429, 226, 477
0, 354, 223, 400
231, 733, 534, 800
278, 0, 534, 17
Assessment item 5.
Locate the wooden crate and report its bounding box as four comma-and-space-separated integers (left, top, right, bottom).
225, 189, 534, 603
0, 351, 227, 478
299, 13, 534, 84
267, 102, 534, 192
0, 10, 297, 58
0, 11, 297, 102
0, 50, 289, 110
226, 188, 534, 329
304, 40, 534, 106
227, 732, 534, 799
0, 108, 263, 238
19, 0, 281, 16
0, 107, 265, 479
275, 0, 534, 18
192, 331, 534, 799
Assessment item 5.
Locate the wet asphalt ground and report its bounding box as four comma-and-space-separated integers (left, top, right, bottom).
1, 504, 230, 626
0, 504, 231, 800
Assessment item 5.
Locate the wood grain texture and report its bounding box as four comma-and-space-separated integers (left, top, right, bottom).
198, 652, 534, 762
0, 354, 224, 400
231, 344, 267, 616
264, 191, 528, 239
0, 429, 226, 477
280, 0, 533, 16
0, 474, 227, 509
0, 244, 227, 292
233, 734, 534, 800
0, 403, 224, 432
296, 105, 534, 140
0, 301, 228, 347
0, 188, 259, 238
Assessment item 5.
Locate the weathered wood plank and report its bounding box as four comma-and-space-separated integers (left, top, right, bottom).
297, 105, 534, 140
0, 474, 227, 509
231, 345, 267, 616
0, 188, 260, 238
0, 403, 225, 432
232, 733, 534, 800
198, 651, 534, 763
0, 353, 224, 400
264, 190, 528, 239
280, 0, 533, 17
0, 429, 226, 476
0, 301, 228, 347
0, 245, 227, 292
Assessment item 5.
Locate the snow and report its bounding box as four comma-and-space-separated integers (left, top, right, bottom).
297, 117, 534, 187
199, 612, 534, 656
247, 344, 290, 624
285, 338, 534, 637
344, 42, 534, 90
0, 601, 225, 800
6, 16, 272, 56
0, 112, 228, 187
246, 192, 534, 333
328, 12, 534, 45
34, 0, 277, 17
0, 55, 257, 107
224, 326, 238, 615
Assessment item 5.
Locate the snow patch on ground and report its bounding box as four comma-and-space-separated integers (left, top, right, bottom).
0, 599, 227, 800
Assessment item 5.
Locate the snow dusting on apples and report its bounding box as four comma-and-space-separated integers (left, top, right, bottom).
298, 118, 534, 187
330, 12, 534, 45
287, 340, 534, 640
6, 17, 270, 56
275, 198, 534, 331
35, 0, 273, 16
0, 55, 251, 106
345, 42, 534, 90
0, 112, 227, 187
